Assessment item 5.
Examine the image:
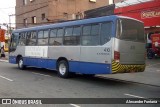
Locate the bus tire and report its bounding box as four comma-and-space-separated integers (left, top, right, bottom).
57, 60, 69, 78
18, 57, 26, 70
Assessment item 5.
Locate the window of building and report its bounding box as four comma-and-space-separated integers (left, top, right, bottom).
76, 14, 81, 19
30, 0, 35, 2
23, 18, 27, 27
37, 30, 49, 45
23, 0, 27, 5
89, 0, 96, 3
100, 22, 112, 45
26, 31, 37, 46
42, 13, 45, 20
81, 24, 100, 46
49, 29, 63, 46
32, 16, 37, 24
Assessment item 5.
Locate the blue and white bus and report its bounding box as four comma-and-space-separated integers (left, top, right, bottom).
9, 15, 146, 78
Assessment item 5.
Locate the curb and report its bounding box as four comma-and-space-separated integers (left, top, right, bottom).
0, 59, 9, 63
96, 75, 160, 87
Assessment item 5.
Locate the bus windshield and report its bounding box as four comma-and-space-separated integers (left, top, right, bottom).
117, 18, 145, 42
9, 33, 19, 52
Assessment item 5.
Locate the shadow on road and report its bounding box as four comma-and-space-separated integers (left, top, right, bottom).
10, 66, 141, 88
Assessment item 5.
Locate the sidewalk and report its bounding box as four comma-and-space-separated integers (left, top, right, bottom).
98, 59, 160, 87
0, 57, 8, 63
0, 52, 9, 62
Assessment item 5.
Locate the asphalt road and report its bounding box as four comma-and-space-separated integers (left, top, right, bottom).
0, 60, 160, 107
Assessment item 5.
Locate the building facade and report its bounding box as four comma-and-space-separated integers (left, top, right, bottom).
16, 0, 120, 29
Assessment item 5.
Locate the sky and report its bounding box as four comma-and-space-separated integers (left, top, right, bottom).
0, 0, 16, 29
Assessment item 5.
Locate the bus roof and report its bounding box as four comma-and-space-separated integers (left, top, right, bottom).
13, 15, 142, 33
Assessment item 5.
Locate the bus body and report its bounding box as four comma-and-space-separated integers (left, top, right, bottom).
9, 15, 146, 78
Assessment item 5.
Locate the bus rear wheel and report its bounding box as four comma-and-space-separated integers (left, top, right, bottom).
18, 57, 26, 70
57, 60, 70, 78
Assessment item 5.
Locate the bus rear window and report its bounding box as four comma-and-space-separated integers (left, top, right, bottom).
117, 18, 145, 42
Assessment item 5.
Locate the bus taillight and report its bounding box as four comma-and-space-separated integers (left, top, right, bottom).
114, 51, 120, 62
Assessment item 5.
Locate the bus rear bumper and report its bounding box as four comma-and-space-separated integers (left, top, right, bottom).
112, 60, 145, 73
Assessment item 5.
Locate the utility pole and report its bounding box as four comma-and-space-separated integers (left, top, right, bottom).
8, 14, 15, 35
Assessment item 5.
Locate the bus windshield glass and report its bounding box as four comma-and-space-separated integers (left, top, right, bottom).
9, 33, 19, 52
117, 18, 145, 42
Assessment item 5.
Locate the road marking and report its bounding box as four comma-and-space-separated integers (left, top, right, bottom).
70, 104, 81, 107
124, 93, 144, 98
32, 72, 52, 77
0, 75, 13, 82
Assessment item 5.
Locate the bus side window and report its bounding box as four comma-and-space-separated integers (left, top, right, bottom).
19, 32, 26, 46
49, 29, 57, 45
26, 32, 31, 45
72, 26, 81, 45
44, 30, 49, 45
49, 28, 63, 46
81, 25, 91, 46
100, 22, 112, 45
53, 28, 63, 45
81, 24, 100, 46
26, 31, 37, 46
31, 31, 37, 45
37, 30, 49, 45
63, 26, 80, 45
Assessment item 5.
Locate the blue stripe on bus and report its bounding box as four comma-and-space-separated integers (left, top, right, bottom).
23, 57, 56, 70
9, 56, 111, 74
69, 61, 111, 74
9, 56, 17, 64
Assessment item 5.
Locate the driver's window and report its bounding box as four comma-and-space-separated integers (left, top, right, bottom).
10, 33, 19, 51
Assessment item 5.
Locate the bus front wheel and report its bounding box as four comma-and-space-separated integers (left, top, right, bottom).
57, 60, 69, 78
18, 57, 26, 70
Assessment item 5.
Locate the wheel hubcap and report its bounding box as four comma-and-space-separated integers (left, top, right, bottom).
59, 63, 66, 75
19, 59, 23, 68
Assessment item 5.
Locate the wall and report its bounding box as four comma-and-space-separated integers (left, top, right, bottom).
16, 0, 109, 29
